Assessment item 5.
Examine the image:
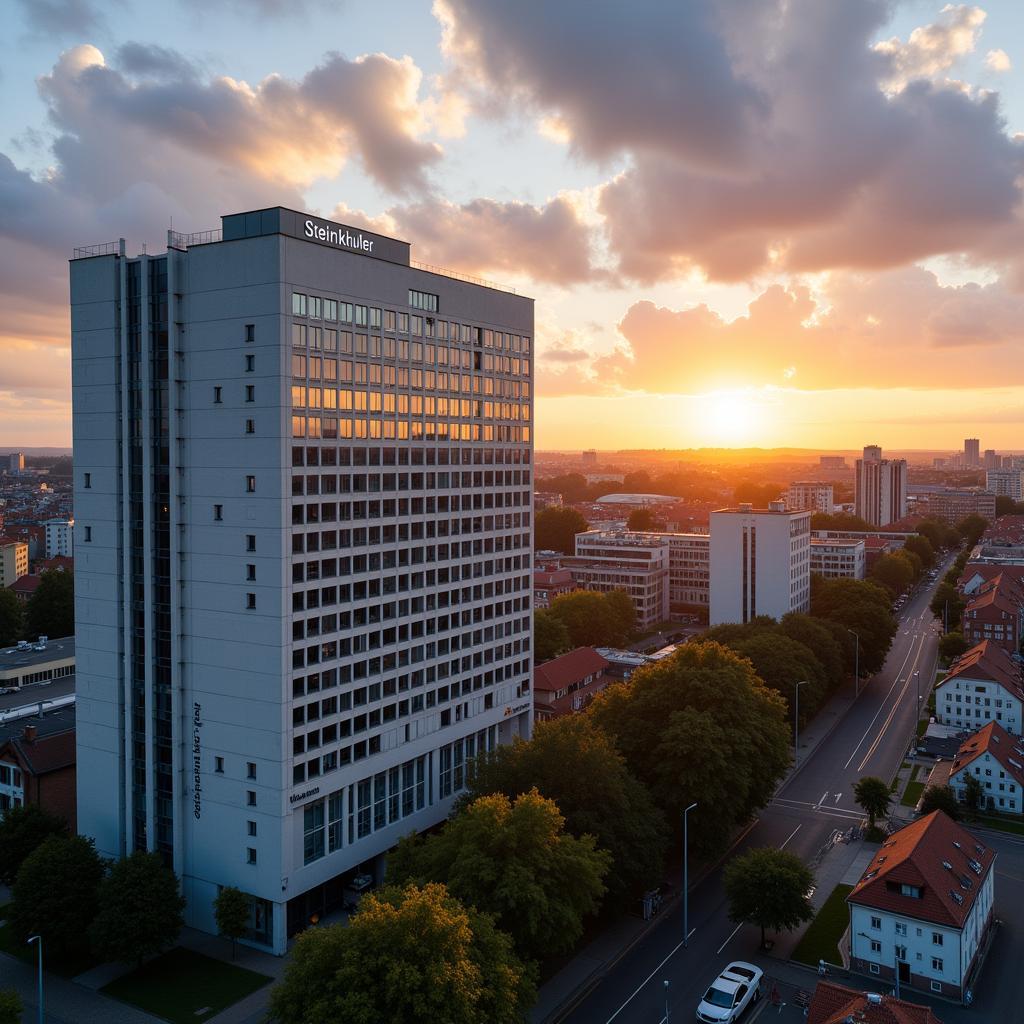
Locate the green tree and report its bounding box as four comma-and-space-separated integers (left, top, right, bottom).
604, 589, 637, 644
917, 518, 959, 550
902, 535, 935, 571
956, 514, 988, 548
854, 776, 892, 830
723, 847, 814, 950
733, 481, 784, 506
780, 613, 846, 688
995, 495, 1020, 516
24, 570, 74, 640
533, 609, 571, 663
811, 512, 875, 532
535, 506, 589, 555
919, 786, 961, 820
939, 631, 969, 663
549, 590, 634, 648
810, 577, 897, 675
871, 552, 914, 596
963, 773, 984, 818
214, 886, 250, 961
0, 588, 24, 647
10, 835, 104, 962
90, 851, 185, 966
588, 642, 790, 858
464, 716, 668, 907
0, 990, 22, 1024
930, 582, 964, 631
268, 882, 535, 1024
386, 790, 609, 960
731, 632, 828, 725
627, 508, 662, 531
0, 803, 68, 886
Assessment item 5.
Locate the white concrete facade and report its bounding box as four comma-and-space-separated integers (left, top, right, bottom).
786, 481, 834, 515
949, 747, 1024, 817
855, 446, 908, 526
44, 518, 74, 559
810, 538, 866, 579
709, 503, 811, 625
935, 673, 1022, 735
71, 208, 533, 953
985, 469, 1024, 501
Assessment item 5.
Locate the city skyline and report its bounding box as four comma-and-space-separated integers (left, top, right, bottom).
4, 1, 1024, 449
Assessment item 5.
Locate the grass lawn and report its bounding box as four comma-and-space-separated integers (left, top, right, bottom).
792, 884, 853, 967
901, 780, 925, 808
102, 947, 272, 1024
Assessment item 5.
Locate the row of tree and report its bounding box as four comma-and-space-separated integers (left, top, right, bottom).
0, 570, 75, 647
534, 589, 637, 661
928, 514, 990, 661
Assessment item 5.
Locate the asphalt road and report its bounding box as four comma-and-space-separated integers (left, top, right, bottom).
562, 559, 952, 1024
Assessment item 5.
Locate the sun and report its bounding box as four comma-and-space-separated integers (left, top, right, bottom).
700, 390, 763, 446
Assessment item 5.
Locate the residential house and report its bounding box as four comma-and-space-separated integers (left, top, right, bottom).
533, 647, 611, 721
941, 721, 1024, 818
0, 706, 77, 828
934, 641, 1022, 735
960, 574, 1024, 655
807, 981, 943, 1024
847, 811, 995, 1000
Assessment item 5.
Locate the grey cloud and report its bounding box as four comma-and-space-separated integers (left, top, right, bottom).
14, 0, 104, 36
115, 43, 198, 79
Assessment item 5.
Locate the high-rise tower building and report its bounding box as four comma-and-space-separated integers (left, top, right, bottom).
71, 208, 534, 953
854, 445, 907, 526
964, 438, 980, 468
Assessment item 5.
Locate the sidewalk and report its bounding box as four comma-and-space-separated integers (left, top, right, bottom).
532, 675, 865, 1023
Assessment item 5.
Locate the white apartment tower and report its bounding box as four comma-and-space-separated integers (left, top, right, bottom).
986, 468, 1024, 502
709, 502, 811, 625
71, 208, 534, 954
785, 481, 834, 515
44, 517, 74, 559
854, 445, 907, 526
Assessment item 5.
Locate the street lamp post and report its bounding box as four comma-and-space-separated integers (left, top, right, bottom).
664, 979, 671, 1022
683, 801, 697, 948
27, 934, 43, 1024
794, 681, 808, 766
911, 670, 922, 754
847, 629, 860, 697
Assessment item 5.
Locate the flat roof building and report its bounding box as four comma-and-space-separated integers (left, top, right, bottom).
810, 538, 866, 579
71, 207, 533, 953
709, 502, 811, 625
855, 445, 907, 527
786, 481, 834, 515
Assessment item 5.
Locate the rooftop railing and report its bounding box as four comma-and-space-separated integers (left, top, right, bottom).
72, 239, 124, 259
411, 259, 517, 295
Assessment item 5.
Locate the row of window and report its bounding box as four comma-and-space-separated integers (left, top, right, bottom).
290, 444, 530, 467
291, 389, 529, 422
292, 417, 530, 442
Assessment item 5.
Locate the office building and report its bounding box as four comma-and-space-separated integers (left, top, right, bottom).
44, 518, 74, 559
6, 453, 25, 473
921, 489, 996, 522
810, 538, 865, 579
0, 538, 28, 588
986, 469, 1024, 502
71, 207, 533, 953
854, 446, 907, 526
709, 502, 811, 625
786, 481, 834, 515
983, 449, 1001, 470
567, 532, 670, 629
581, 449, 597, 466
964, 438, 981, 468
819, 455, 847, 470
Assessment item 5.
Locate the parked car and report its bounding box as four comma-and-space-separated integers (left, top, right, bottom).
696, 962, 763, 1022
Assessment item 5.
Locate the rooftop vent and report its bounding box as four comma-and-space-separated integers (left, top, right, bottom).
952, 840, 962, 849
942, 860, 953, 870
960, 876, 973, 890
950, 890, 964, 905
866, 993, 883, 1005
968, 859, 983, 875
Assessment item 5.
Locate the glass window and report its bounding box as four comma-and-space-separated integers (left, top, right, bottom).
310, 296, 322, 320
303, 800, 326, 864
292, 293, 307, 316
324, 299, 337, 321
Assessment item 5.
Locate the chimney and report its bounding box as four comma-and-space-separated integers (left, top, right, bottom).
866, 993, 883, 1005
23, 724, 37, 743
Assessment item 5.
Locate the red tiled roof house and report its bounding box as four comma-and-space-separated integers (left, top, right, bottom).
847, 811, 995, 1000
533, 647, 610, 721
934, 640, 1023, 736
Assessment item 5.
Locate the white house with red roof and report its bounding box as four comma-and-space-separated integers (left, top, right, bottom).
847, 811, 995, 1000
933, 640, 1023, 736
533, 647, 611, 721
945, 721, 1024, 817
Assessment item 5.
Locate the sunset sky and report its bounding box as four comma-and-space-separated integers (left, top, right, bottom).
3, 0, 1024, 451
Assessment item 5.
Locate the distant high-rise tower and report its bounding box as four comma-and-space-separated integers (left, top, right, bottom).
983, 449, 1000, 470
581, 449, 597, 466
964, 438, 980, 468
854, 446, 907, 526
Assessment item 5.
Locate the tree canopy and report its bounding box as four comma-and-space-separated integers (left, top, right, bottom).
627, 508, 663, 531
919, 786, 961, 820
386, 790, 610, 960
464, 716, 668, 907
214, 886, 252, 960
533, 609, 571, 663
0, 803, 68, 886
0, 589, 24, 647
902, 534, 935, 571
730, 632, 828, 725
549, 589, 635, 648
268, 883, 535, 1024
930, 582, 964, 632
25, 569, 74, 640
10, 835, 104, 962
938, 631, 969, 663
0, 990, 22, 1024
535, 506, 589, 555
723, 847, 814, 949
854, 776, 892, 829
810, 576, 897, 675
90, 851, 185, 966
588, 642, 790, 858
870, 552, 915, 596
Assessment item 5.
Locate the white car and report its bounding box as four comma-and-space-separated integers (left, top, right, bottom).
695, 962, 763, 1023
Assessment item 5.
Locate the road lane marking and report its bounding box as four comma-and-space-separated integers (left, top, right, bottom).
604, 929, 696, 1023
834, 793, 842, 803
843, 633, 924, 770
858, 633, 927, 771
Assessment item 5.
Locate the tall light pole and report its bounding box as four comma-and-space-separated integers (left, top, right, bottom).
27, 934, 43, 1024
911, 670, 922, 753
683, 801, 697, 948
794, 681, 808, 766
847, 629, 860, 697
664, 979, 671, 1022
